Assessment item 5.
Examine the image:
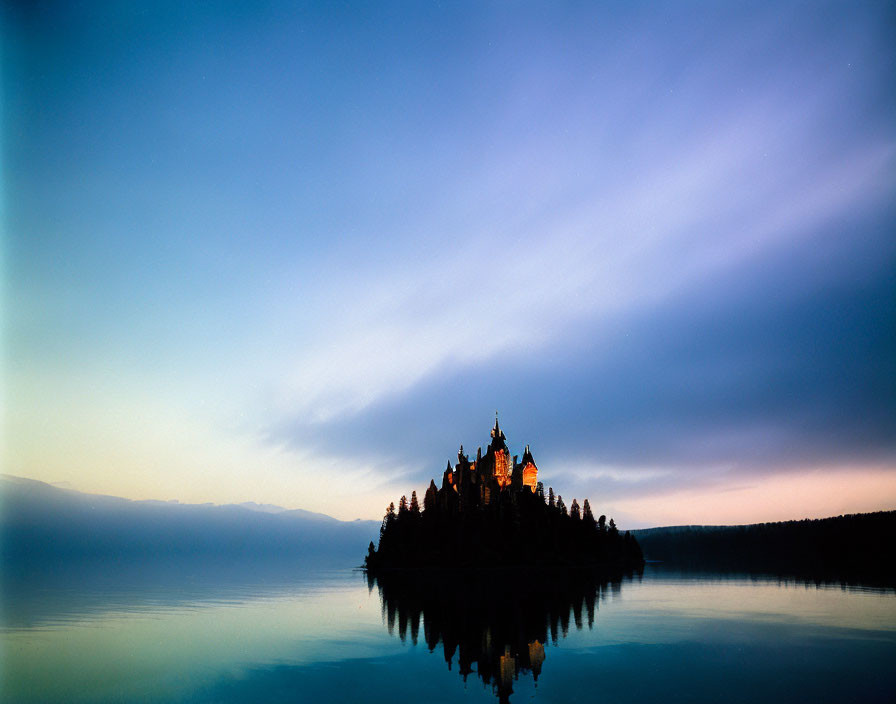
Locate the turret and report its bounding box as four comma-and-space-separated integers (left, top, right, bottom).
522, 444, 534, 464
520, 444, 538, 492
442, 461, 454, 491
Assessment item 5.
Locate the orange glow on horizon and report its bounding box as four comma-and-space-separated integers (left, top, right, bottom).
609, 466, 896, 528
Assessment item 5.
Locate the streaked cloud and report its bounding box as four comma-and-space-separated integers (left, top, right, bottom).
5, 1, 895, 523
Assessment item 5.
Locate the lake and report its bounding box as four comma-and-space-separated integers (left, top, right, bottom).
2, 561, 894, 703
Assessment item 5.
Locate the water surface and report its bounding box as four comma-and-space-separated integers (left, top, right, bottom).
2, 562, 894, 703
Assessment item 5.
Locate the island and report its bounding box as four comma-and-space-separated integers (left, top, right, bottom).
364, 416, 643, 570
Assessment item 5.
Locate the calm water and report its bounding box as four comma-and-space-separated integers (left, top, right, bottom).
2, 562, 895, 703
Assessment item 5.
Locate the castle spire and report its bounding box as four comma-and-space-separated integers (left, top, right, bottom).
491, 411, 500, 439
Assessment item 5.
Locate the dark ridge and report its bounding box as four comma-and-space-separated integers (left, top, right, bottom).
633, 510, 896, 587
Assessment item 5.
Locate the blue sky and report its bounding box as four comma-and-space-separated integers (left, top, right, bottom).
4, 1, 895, 525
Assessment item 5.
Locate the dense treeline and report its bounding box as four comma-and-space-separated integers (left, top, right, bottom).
365, 484, 643, 569
635, 510, 896, 584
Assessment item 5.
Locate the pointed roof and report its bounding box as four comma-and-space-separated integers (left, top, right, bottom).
522, 444, 535, 465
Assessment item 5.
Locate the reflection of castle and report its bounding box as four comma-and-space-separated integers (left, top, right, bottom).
437, 415, 540, 510
369, 568, 630, 704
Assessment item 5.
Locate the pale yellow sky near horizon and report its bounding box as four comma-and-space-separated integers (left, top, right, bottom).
7, 387, 895, 528
6, 365, 896, 526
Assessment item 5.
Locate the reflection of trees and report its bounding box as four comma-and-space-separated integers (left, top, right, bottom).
368, 568, 639, 703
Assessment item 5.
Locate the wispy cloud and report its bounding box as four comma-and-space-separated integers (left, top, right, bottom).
7, 1, 895, 523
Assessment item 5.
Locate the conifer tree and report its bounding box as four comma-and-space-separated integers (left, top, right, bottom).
557, 496, 567, 516
609, 518, 617, 534
582, 499, 595, 525
548, 487, 555, 508
399, 495, 408, 515
381, 502, 396, 537
424, 480, 438, 513
570, 499, 581, 520
410, 491, 420, 516
598, 514, 607, 532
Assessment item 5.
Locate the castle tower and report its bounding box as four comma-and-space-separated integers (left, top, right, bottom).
442, 461, 455, 491
487, 414, 514, 490
520, 444, 538, 492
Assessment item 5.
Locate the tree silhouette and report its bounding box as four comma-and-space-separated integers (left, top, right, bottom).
381, 502, 396, 537
583, 499, 595, 526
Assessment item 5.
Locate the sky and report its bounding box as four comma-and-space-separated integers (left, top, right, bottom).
3, 1, 895, 526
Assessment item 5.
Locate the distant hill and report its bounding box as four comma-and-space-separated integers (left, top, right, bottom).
0, 475, 379, 568
632, 511, 896, 584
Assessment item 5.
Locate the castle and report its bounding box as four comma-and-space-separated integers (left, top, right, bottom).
367, 414, 643, 570
427, 415, 541, 512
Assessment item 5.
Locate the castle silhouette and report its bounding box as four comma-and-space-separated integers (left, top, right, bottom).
435, 414, 540, 511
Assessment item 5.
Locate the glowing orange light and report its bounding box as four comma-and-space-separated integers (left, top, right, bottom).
494, 449, 512, 488
522, 462, 538, 490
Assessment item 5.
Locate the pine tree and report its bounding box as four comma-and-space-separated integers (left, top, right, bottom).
598, 514, 606, 532
570, 499, 581, 520
381, 502, 396, 537
609, 517, 617, 535
399, 495, 408, 515
410, 491, 420, 516
548, 487, 555, 508
557, 496, 567, 516
582, 499, 595, 525
424, 480, 438, 513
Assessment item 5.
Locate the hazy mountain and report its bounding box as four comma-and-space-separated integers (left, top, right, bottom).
236, 501, 288, 514
0, 475, 379, 567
